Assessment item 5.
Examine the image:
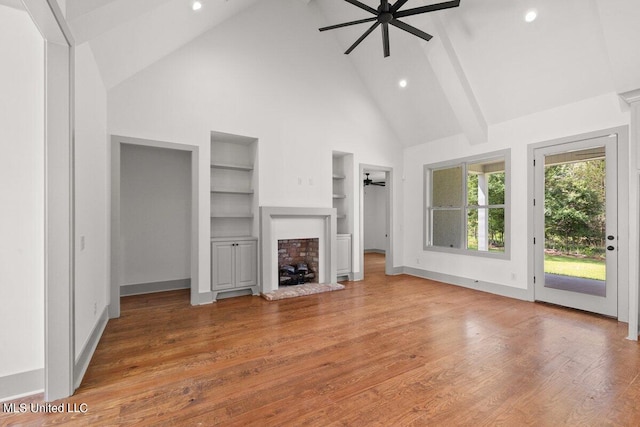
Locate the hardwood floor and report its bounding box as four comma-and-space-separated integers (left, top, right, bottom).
3, 253, 640, 426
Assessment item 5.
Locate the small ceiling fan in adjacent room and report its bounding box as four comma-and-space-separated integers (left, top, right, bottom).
319, 0, 461, 57
364, 173, 385, 187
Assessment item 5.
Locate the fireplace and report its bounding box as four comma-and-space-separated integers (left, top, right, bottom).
278, 238, 319, 286
260, 207, 337, 293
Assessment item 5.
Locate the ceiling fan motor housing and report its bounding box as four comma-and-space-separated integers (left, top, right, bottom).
319, 0, 461, 57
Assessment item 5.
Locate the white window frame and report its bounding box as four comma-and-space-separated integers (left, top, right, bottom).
423, 149, 511, 259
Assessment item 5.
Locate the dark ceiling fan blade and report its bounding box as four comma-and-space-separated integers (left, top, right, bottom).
343, 0, 379, 15
395, 0, 460, 19
319, 16, 378, 32
391, 0, 409, 13
382, 23, 390, 57
345, 21, 380, 54
390, 19, 433, 42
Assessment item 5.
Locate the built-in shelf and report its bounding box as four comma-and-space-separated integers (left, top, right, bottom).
210, 213, 254, 218
210, 188, 254, 194
210, 162, 253, 171
333, 174, 346, 180
211, 235, 254, 242
333, 194, 346, 199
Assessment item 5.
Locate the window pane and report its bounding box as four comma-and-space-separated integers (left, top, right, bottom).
467, 208, 505, 252
467, 173, 478, 206
432, 166, 462, 207
488, 173, 505, 205
432, 209, 463, 248
468, 159, 505, 206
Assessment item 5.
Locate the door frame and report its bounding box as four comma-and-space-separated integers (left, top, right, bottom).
358, 164, 394, 277
110, 135, 200, 318
20, 0, 75, 401
533, 135, 617, 316
527, 126, 629, 321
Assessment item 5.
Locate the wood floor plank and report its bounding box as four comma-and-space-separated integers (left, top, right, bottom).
2, 253, 639, 426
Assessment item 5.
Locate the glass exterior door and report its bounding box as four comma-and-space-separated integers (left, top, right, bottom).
534, 135, 617, 317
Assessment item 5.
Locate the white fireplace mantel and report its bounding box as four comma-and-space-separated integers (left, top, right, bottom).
260, 207, 337, 293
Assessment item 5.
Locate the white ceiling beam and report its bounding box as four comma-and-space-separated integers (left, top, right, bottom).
420, 14, 488, 145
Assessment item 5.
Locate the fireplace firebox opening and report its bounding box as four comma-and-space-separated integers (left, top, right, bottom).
278, 238, 319, 286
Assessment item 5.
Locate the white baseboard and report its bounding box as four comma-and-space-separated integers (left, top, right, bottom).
214, 288, 254, 301
402, 266, 530, 301
0, 369, 44, 402
194, 291, 214, 305
74, 306, 109, 390
120, 278, 190, 296
391, 266, 404, 275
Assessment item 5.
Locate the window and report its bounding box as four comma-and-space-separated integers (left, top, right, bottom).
424, 150, 510, 258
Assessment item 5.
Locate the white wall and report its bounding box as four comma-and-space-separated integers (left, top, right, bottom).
108, 0, 404, 293
74, 42, 109, 358
120, 144, 191, 286
364, 185, 387, 252
403, 92, 629, 293
0, 5, 44, 377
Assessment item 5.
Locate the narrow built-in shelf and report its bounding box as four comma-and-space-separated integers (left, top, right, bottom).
337, 215, 347, 219
210, 162, 253, 171
333, 174, 346, 180
333, 194, 346, 199
210, 188, 254, 194
211, 235, 255, 242
210, 213, 253, 218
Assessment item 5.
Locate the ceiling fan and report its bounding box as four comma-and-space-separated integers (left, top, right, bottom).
364, 173, 385, 187
319, 0, 461, 57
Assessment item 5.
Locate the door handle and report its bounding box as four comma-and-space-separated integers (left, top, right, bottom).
607, 245, 615, 251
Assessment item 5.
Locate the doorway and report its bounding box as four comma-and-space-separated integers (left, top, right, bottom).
533, 134, 618, 317
111, 136, 200, 318
360, 164, 393, 277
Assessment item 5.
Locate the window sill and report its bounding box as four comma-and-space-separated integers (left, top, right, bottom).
423, 245, 510, 260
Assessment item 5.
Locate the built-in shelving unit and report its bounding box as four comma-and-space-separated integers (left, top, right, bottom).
210, 131, 258, 239
210, 131, 259, 300
332, 153, 353, 234
332, 152, 354, 279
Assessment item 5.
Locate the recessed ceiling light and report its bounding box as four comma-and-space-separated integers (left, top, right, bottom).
192, 1, 202, 11
399, 79, 408, 89
525, 9, 538, 23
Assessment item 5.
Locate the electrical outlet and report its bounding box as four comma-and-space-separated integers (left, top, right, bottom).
93, 302, 97, 316
511, 273, 517, 281
297, 177, 302, 185
416, 258, 420, 264
80, 236, 86, 251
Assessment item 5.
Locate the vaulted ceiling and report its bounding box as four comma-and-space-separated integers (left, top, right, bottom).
62, 0, 640, 147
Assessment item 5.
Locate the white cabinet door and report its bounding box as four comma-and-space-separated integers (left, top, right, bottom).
235, 240, 257, 288
211, 241, 235, 290
211, 238, 258, 291
336, 234, 352, 275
